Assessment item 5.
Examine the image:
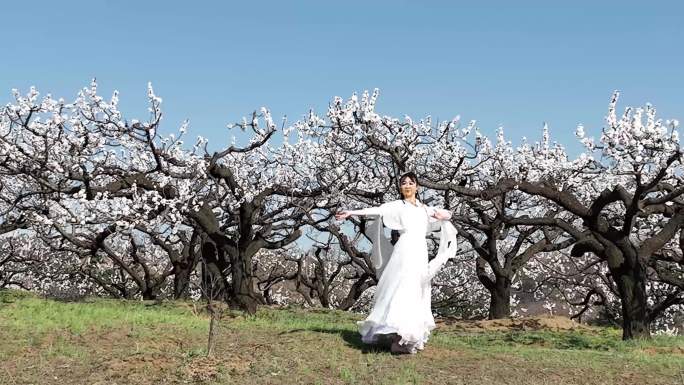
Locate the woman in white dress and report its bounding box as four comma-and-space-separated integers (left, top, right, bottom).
335, 172, 457, 354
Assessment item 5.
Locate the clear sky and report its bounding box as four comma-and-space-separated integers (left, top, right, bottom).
1, 0, 682, 153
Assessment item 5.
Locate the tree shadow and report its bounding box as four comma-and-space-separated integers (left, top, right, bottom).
280, 327, 391, 354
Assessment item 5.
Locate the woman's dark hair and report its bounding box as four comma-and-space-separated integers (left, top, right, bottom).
399, 172, 418, 186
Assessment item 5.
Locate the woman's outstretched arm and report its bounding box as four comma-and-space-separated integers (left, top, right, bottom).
335, 206, 383, 221
426, 206, 452, 221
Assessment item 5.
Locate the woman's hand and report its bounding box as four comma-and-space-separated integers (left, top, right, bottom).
335, 211, 352, 221
431, 209, 451, 221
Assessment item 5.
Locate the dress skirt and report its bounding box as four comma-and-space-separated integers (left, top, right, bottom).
357, 232, 435, 353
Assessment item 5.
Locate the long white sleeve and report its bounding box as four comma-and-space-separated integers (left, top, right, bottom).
427, 221, 458, 279
347, 206, 383, 216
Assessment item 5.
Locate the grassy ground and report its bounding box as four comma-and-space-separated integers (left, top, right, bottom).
0, 290, 682, 385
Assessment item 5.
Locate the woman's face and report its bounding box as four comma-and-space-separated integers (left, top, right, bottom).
400, 177, 417, 199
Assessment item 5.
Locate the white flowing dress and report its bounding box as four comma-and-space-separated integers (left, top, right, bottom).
348, 200, 457, 353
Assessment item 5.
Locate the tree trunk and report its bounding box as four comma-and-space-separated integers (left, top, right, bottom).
230, 251, 263, 314
201, 241, 230, 300
173, 262, 193, 299
318, 290, 330, 308
141, 288, 156, 300
488, 278, 511, 319
613, 266, 651, 340
337, 275, 374, 310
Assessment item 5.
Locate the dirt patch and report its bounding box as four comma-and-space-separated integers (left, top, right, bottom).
184, 353, 252, 382
436, 315, 594, 333
101, 353, 177, 382
640, 346, 684, 356
184, 356, 224, 382
420, 345, 468, 360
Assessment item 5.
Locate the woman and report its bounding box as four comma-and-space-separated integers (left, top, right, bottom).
335, 172, 457, 354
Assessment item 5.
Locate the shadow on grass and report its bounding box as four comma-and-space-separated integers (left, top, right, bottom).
280, 326, 391, 354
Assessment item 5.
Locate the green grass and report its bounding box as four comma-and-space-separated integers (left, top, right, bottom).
1, 289, 682, 385
0, 290, 206, 335
432, 327, 682, 358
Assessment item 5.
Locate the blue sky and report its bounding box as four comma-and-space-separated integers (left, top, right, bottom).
1, 1, 682, 153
